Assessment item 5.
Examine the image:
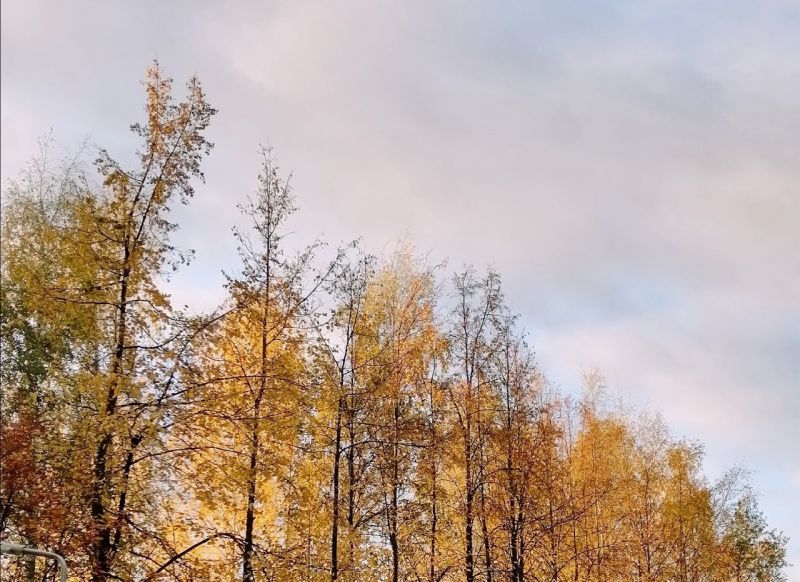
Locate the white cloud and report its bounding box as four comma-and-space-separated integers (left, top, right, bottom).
3, 0, 799, 573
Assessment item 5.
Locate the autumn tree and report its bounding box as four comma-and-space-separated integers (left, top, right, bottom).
1, 62, 789, 582
318, 252, 376, 582
1, 144, 97, 580
176, 147, 343, 581
445, 267, 503, 582
717, 490, 788, 581
2, 62, 216, 581
356, 247, 440, 582
486, 315, 539, 582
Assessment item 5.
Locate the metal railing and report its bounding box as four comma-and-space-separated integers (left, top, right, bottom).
0, 542, 67, 582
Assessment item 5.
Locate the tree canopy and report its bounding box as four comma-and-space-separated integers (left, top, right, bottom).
0, 63, 788, 582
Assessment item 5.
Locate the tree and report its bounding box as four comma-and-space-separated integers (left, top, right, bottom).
720, 493, 788, 582
487, 315, 539, 582
321, 252, 373, 582
1, 61, 790, 582
84, 61, 215, 581
447, 267, 503, 582
2, 62, 216, 580
1, 142, 96, 580
360, 246, 440, 582
178, 147, 338, 581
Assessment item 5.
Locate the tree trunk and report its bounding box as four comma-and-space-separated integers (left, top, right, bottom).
347, 386, 357, 579
243, 280, 270, 582
465, 414, 475, 582
91, 252, 130, 582
391, 404, 401, 582
480, 478, 493, 582
242, 419, 260, 582
330, 398, 343, 582
429, 400, 438, 582
509, 496, 519, 582
24, 553, 35, 582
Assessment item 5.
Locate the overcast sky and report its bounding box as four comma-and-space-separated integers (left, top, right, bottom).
2, 0, 798, 574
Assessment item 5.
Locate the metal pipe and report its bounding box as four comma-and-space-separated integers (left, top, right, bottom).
1, 542, 68, 582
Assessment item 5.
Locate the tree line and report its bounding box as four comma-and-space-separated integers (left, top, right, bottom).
0, 63, 788, 581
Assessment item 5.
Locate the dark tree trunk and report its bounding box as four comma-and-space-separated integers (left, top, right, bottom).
480, 479, 493, 582
465, 416, 475, 582
330, 398, 343, 582
91, 254, 130, 582
242, 419, 260, 582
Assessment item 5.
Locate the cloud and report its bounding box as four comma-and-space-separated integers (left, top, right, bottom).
2, 0, 799, 573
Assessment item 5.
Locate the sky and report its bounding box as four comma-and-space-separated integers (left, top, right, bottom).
2, 0, 799, 575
